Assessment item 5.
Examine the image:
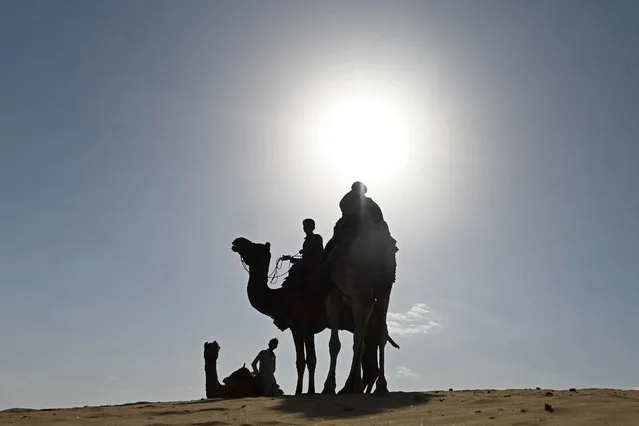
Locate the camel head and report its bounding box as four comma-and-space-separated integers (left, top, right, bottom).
204, 341, 220, 362
231, 237, 271, 269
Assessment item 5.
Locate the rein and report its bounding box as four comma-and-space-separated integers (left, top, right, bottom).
239, 254, 299, 285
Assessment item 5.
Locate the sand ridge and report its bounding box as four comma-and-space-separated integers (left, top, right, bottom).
2, 388, 638, 425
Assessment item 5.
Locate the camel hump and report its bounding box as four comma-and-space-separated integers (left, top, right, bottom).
328, 220, 398, 280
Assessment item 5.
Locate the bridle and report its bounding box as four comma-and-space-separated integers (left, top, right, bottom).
238, 252, 299, 285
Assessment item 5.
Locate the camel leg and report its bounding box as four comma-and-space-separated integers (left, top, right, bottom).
364, 301, 390, 393
362, 331, 379, 393
321, 290, 343, 395
339, 296, 373, 394
362, 345, 378, 393
291, 327, 306, 396
304, 328, 317, 394
322, 328, 341, 395
374, 295, 391, 394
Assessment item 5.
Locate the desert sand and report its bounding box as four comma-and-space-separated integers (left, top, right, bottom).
2, 388, 638, 425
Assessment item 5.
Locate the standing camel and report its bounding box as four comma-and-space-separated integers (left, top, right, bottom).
321, 221, 398, 395
230, 237, 398, 395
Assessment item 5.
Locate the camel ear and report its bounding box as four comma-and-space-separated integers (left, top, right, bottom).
265, 242, 270, 250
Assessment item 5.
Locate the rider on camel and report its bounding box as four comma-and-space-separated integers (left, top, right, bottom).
282, 218, 324, 287
324, 181, 392, 255
274, 219, 324, 331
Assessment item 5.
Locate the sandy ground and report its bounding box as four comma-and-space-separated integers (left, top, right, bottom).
2, 389, 638, 425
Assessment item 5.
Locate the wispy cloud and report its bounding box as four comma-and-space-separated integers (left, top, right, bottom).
387, 303, 442, 337
396, 366, 419, 379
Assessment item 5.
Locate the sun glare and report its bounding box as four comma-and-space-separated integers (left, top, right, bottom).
311, 93, 411, 185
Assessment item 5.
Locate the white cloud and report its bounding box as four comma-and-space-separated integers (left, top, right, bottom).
396, 366, 419, 379
387, 302, 442, 337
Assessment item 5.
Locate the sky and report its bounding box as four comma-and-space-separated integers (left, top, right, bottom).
1, 0, 638, 409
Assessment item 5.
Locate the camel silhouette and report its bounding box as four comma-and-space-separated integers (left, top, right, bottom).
321, 219, 398, 394
231, 237, 398, 395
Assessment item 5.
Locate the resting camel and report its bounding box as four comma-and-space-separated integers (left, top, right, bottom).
231, 237, 398, 395
204, 341, 274, 398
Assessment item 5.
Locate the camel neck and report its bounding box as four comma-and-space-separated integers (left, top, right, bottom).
246, 263, 278, 318
209, 366, 219, 384
205, 358, 220, 385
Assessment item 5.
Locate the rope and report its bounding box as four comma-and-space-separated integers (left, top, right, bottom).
239, 253, 300, 286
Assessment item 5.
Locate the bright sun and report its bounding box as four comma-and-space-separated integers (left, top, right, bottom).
311, 93, 411, 185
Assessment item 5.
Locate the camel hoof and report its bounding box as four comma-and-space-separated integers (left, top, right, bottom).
374, 377, 389, 395
339, 378, 351, 394
338, 384, 363, 394
340, 377, 365, 394
322, 379, 336, 395
374, 385, 389, 395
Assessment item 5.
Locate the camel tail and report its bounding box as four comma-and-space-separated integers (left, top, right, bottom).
388, 335, 400, 349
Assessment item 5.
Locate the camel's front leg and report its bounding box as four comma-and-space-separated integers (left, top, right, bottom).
291, 327, 306, 396
362, 331, 379, 393
340, 296, 373, 394
374, 295, 391, 394
321, 291, 342, 395
304, 328, 317, 394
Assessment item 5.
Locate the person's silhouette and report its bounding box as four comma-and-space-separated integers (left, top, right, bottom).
282, 218, 323, 286
325, 181, 386, 255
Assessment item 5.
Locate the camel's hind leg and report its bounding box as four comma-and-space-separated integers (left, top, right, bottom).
291, 327, 306, 396
339, 295, 374, 394
374, 294, 391, 394
304, 328, 317, 394
362, 338, 379, 393
321, 290, 343, 395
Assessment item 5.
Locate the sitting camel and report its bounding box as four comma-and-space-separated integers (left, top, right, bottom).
204, 341, 282, 398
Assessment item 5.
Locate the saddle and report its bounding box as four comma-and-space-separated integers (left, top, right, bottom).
273, 263, 332, 331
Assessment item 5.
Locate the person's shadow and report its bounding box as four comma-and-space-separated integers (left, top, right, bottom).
268, 391, 436, 420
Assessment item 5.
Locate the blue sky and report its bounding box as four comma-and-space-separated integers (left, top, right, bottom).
1, 0, 638, 409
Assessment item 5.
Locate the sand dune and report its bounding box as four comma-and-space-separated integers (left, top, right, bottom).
2, 388, 638, 425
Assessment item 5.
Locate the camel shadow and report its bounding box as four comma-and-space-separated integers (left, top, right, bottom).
268, 391, 434, 420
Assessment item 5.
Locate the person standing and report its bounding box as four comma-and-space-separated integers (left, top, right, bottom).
251, 338, 280, 396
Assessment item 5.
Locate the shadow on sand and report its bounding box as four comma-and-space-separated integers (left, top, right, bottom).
268, 391, 435, 420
